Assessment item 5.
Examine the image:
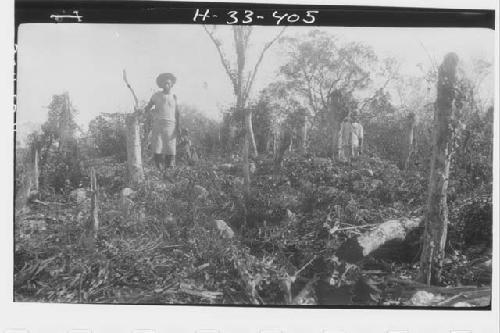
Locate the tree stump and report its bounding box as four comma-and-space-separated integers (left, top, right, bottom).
126, 112, 144, 186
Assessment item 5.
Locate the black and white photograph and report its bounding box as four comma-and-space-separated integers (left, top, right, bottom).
13, 3, 495, 308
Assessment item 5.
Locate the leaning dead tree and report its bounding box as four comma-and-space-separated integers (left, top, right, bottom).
419, 53, 461, 285
122, 70, 145, 186
203, 26, 286, 189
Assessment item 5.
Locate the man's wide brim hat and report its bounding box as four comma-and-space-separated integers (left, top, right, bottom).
156, 73, 177, 87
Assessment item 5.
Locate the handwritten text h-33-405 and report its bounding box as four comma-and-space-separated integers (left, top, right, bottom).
193, 9, 319, 25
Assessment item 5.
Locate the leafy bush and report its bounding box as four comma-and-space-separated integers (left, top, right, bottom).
449, 190, 492, 252
88, 113, 128, 162
451, 110, 493, 195
38, 146, 85, 194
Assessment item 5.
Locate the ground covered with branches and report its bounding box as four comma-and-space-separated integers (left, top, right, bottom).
14, 149, 492, 306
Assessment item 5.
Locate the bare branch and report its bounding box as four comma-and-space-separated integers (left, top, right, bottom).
203, 25, 238, 92
243, 27, 287, 101
122, 69, 139, 109
418, 39, 438, 72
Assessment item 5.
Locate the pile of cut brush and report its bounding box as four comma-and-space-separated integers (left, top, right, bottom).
14, 153, 491, 307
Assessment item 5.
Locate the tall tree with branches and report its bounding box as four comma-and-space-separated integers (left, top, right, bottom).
280, 30, 376, 158
203, 25, 285, 188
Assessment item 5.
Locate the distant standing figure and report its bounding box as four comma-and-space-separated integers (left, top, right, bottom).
143, 73, 180, 173
338, 115, 353, 161
338, 114, 364, 161
351, 114, 364, 157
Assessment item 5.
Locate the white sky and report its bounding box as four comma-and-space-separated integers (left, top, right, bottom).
16, 24, 494, 131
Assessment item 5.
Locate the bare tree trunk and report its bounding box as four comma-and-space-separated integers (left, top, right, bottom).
299, 114, 308, 154
331, 115, 342, 159
245, 111, 258, 157
126, 112, 144, 186
401, 113, 416, 170
32, 149, 39, 194
274, 128, 292, 173
90, 167, 99, 236
272, 127, 279, 159
242, 131, 250, 192
82, 167, 99, 250
419, 53, 459, 285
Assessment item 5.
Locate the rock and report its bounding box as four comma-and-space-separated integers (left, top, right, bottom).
28, 189, 39, 200
220, 162, 255, 176
285, 209, 297, 223
299, 179, 314, 192
232, 177, 245, 193
392, 201, 405, 211
249, 162, 256, 174
27, 219, 47, 232
353, 180, 367, 192
121, 187, 136, 198
312, 157, 330, 167
317, 186, 338, 197
120, 187, 136, 212
453, 302, 472, 307
148, 180, 168, 192
164, 213, 178, 235
361, 168, 374, 177
410, 291, 434, 306
70, 188, 87, 204
194, 185, 209, 200
219, 163, 235, 173
175, 177, 190, 188
273, 190, 301, 209
410, 290, 444, 306
214, 219, 234, 239
370, 179, 384, 190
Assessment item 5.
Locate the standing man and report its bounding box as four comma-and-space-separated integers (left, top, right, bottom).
143, 73, 180, 175
338, 114, 353, 162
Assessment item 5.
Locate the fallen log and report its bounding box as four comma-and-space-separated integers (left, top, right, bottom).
336, 216, 423, 263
